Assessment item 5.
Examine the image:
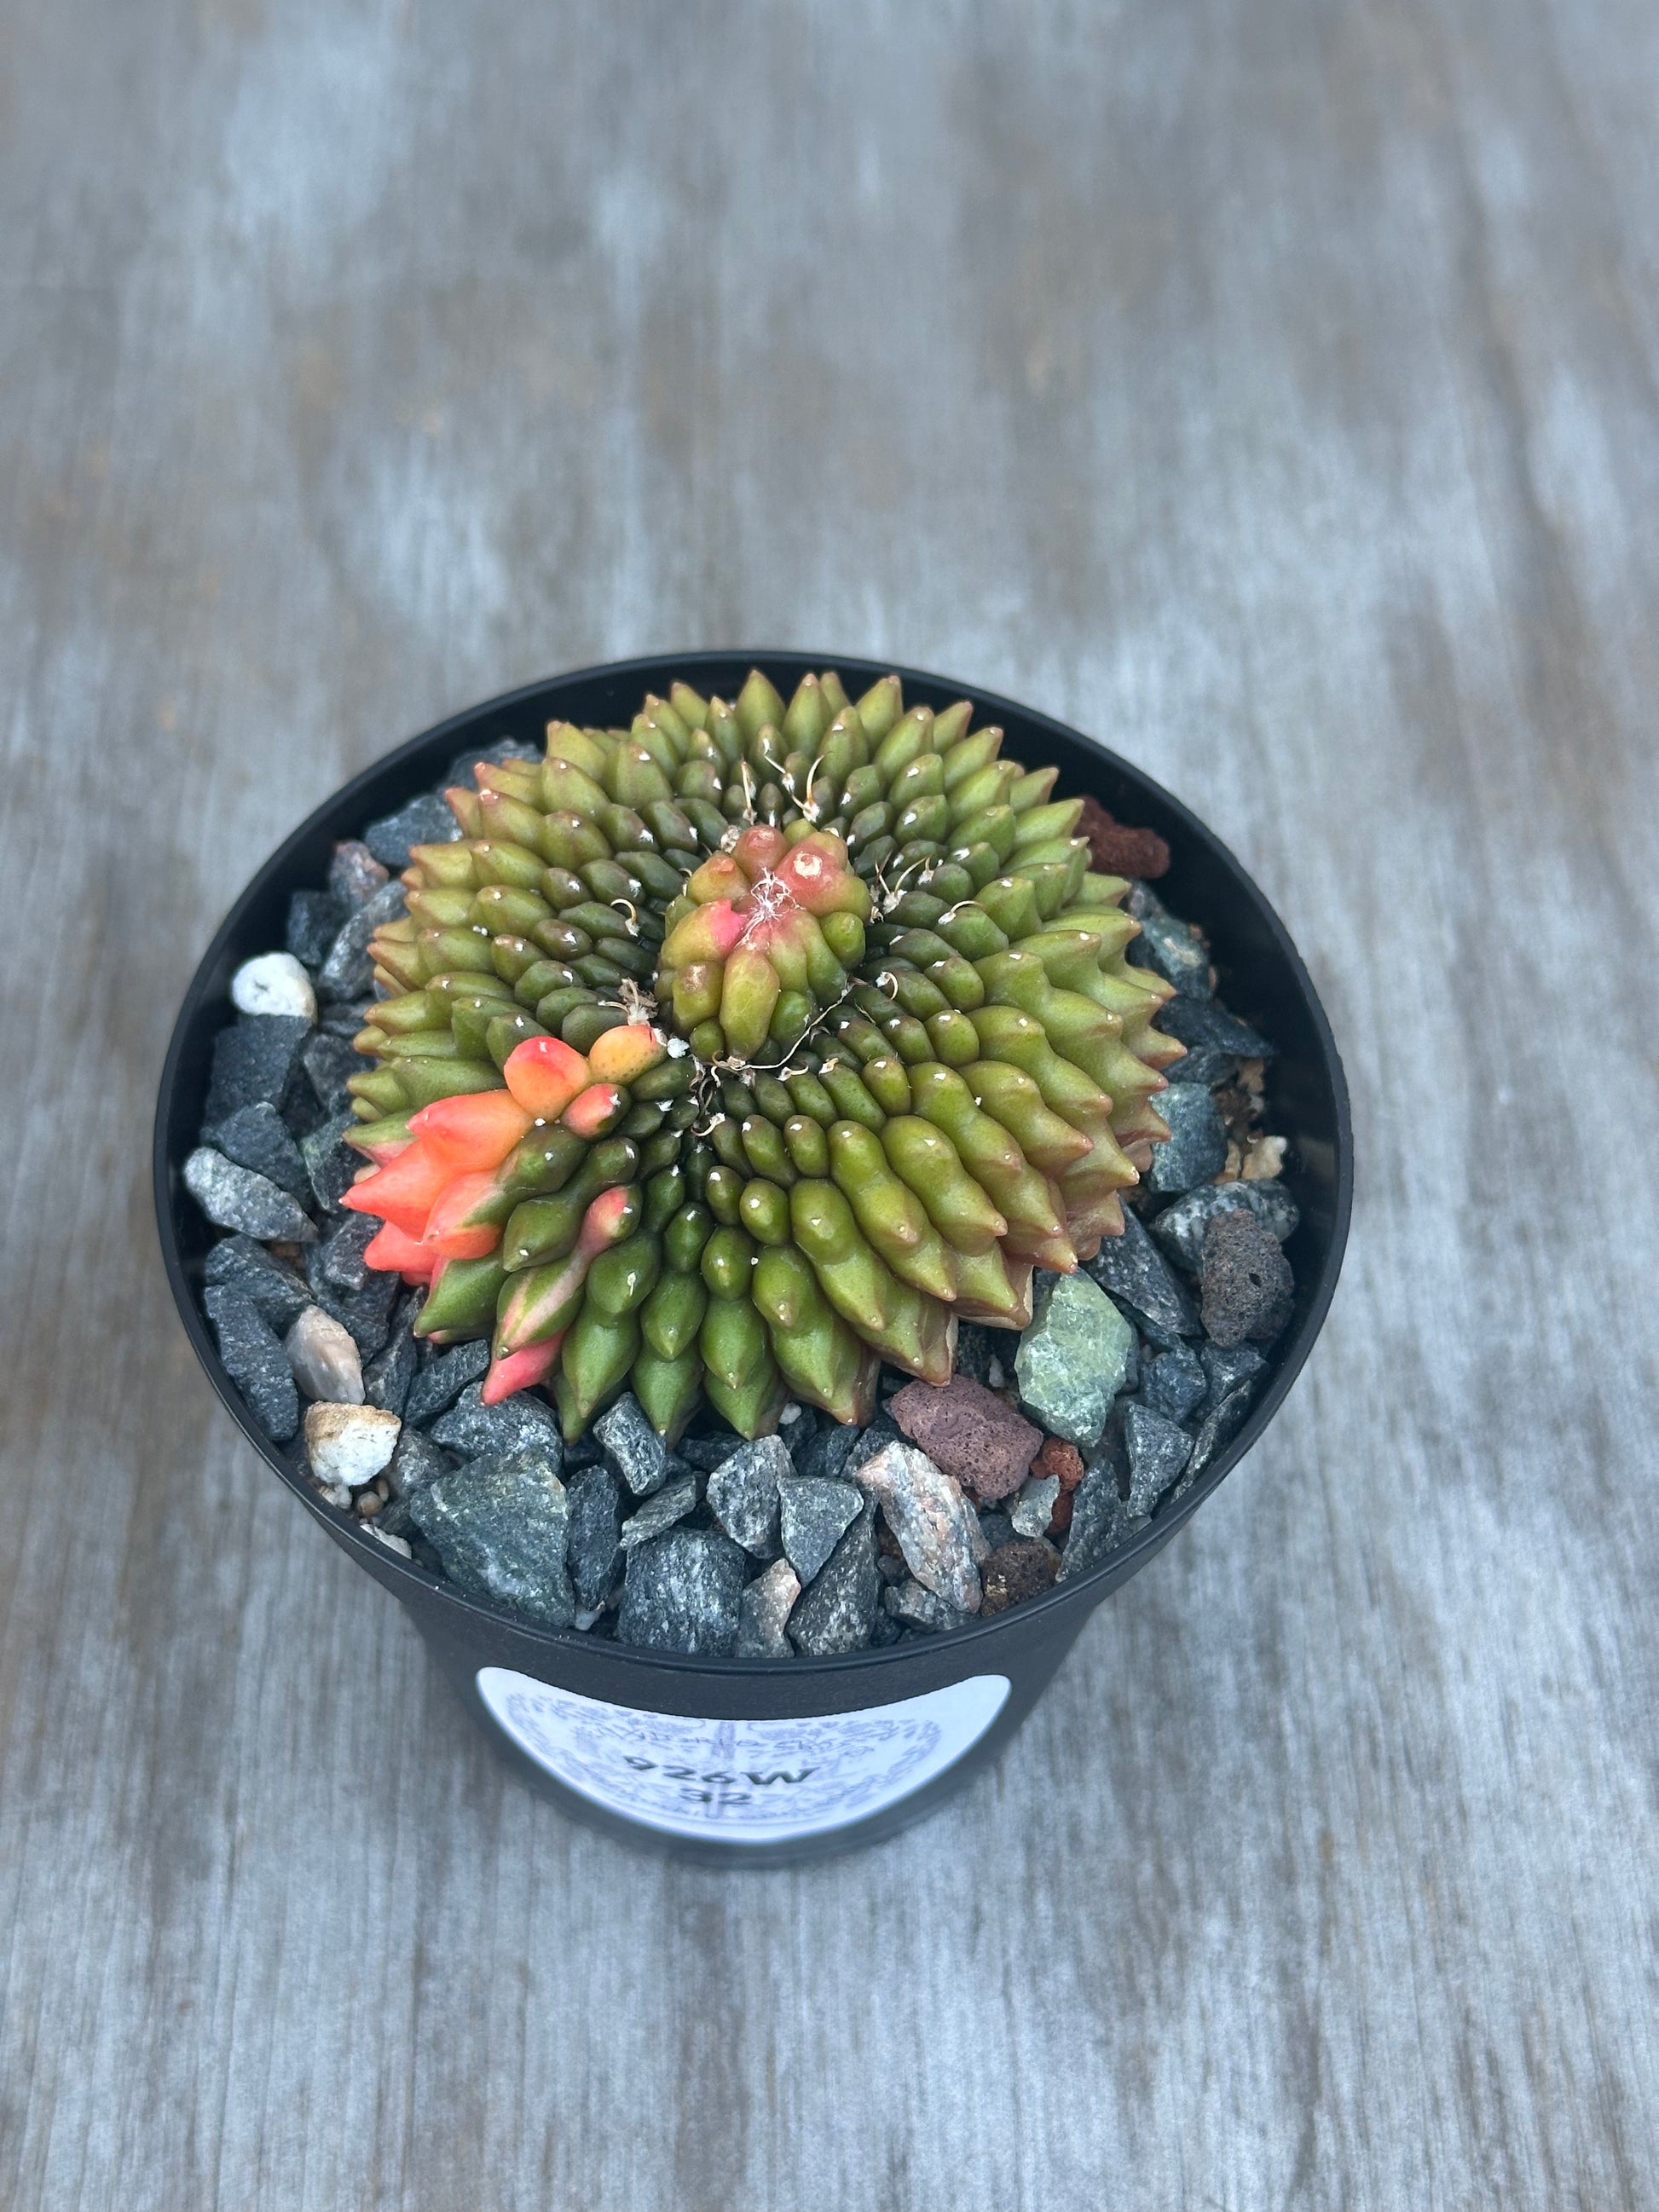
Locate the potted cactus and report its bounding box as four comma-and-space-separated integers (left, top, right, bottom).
157, 655, 1350, 1863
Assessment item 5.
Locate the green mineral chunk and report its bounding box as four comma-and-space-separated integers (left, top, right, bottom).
1013, 1272, 1135, 1447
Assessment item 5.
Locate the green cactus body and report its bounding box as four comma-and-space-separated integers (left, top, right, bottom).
342, 673, 1180, 1441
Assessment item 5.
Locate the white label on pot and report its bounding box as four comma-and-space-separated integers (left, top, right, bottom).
475, 1668, 1011, 1843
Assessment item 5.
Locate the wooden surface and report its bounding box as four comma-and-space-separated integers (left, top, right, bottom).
3, 2, 1656, 2204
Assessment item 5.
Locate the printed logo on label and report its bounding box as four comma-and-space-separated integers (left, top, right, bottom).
476, 1668, 1011, 1842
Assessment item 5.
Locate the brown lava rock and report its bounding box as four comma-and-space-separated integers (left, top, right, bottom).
1199, 1208, 1295, 1346
1077, 794, 1171, 881
1030, 1434, 1084, 1492
889, 1376, 1042, 1502
980, 1538, 1060, 1614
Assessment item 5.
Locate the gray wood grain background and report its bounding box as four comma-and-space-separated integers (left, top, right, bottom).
3, 1, 1656, 2204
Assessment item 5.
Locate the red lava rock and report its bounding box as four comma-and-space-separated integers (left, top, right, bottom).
889, 1376, 1042, 1503
1048, 1489, 1074, 1538
1031, 1435, 1084, 1492
1078, 794, 1171, 881
980, 1539, 1060, 1614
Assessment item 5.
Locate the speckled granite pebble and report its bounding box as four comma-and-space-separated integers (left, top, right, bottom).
787, 1505, 881, 1657
707, 1435, 791, 1556
203, 1285, 300, 1442
617, 1529, 746, 1655
410, 1451, 574, 1629
185, 1147, 316, 1243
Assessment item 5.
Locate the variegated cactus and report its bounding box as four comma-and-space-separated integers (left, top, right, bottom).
342, 671, 1182, 1439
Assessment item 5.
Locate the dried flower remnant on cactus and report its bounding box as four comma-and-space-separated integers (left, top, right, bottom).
340, 671, 1183, 1440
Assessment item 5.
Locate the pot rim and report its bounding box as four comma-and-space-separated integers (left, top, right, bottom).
153, 649, 1354, 1678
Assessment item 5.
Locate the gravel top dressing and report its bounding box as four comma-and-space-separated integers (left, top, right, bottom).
185, 671, 1302, 1659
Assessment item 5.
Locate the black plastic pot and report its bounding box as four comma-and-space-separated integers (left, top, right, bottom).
155, 652, 1352, 1866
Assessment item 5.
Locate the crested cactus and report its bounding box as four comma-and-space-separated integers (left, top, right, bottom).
341, 671, 1184, 1440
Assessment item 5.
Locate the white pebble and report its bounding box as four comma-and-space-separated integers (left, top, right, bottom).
368, 1527, 413, 1558
303, 1403, 401, 1487
285, 1306, 365, 1402
231, 950, 317, 1022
